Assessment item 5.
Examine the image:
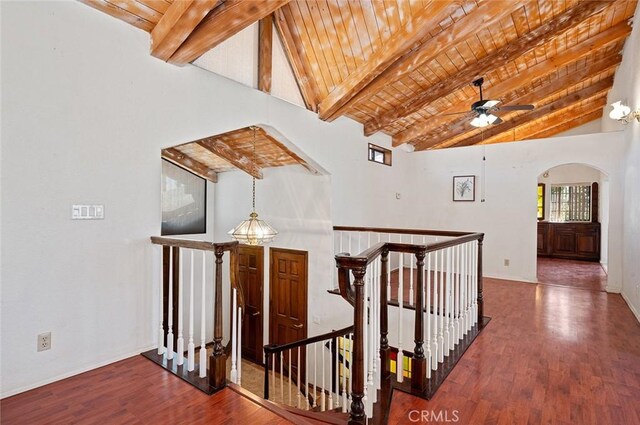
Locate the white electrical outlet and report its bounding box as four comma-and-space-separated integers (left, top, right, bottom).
504, 259, 510, 267
38, 332, 51, 352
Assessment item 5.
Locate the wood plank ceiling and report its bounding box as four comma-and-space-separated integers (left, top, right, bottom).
80, 0, 637, 152
162, 126, 317, 182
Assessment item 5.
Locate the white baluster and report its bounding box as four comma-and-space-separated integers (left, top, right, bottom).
313, 343, 317, 408
199, 251, 207, 378
448, 247, 455, 352
426, 251, 432, 378
321, 341, 326, 411
328, 339, 333, 410
306, 345, 310, 410
432, 249, 439, 369
177, 249, 184, 366
272, 353, 276, 402
289, 348, 292, 405
237, 307, 242, 385
230, 288, 238, 383
366, 263, 373, 403
157, 246, 164, 355
280, 352, 284, 402
409, 236, 414, 306
473, 241, 478, 325
334, 337, 339, 409
397, 250, 404, 382
454, 245, 460, 343
297, 347, 302, 408
387, 234, 392, 301
187, 250, 195, 371
167, 248, 174, 360
442, 248, 449, 356
348, 334, 352, 412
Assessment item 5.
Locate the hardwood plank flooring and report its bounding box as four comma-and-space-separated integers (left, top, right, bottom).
3, 277, 639, 424
537, 257, 608, 292
387, 278, 640, 425
0, 356, 294, 425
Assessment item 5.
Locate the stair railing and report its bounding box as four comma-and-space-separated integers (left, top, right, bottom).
149, 237, 244, 392
263, 325, 354, 413
335, 228, 484, 423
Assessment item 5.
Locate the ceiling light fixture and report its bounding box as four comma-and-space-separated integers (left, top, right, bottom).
609, 101, 640, 124
470, 113, 499, 128
228, 126, 278, 245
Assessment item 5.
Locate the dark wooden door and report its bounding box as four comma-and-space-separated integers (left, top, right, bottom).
238, 245, 264, 364
270, 248, 308, 381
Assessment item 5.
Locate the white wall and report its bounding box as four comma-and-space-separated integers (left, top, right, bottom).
407, 133, 626, 287
604, 2, 640, 321
0, 1, 414, 397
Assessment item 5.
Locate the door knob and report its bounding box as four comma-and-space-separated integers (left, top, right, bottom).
252, 311, 260, 317
293, 323, 303, 329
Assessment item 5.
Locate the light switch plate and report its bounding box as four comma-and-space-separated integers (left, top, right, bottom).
72, 204, 104, 220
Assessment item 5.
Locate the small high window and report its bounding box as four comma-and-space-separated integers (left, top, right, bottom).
368, 143, 392, 166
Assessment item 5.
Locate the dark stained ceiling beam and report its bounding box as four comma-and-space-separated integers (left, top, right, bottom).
168, 0, 291, 65
365, 0, 617, 137
258, 14, 273, 93
161, 147, 218, 182
406, 53, 621, 149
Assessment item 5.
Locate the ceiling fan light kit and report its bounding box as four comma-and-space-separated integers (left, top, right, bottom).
609, 101, 640, 124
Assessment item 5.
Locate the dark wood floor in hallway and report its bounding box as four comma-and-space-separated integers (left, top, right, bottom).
388, 278, 640, 425
537, 257, 608, 291
2, 278, 639, 425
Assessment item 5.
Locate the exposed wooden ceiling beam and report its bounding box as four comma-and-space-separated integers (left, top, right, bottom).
365, 0, 616, 136
480, 97, 607, 145
393, 19, 631, 147
259, 127, 318, 175
525, 109, 604, 141
197, 137, 262, 179
273, 7, 320, 111
78, 0, 156, 32
162, 147, 218, 182
315, 1, 464, 121
407, 53, 621, 149
150, 0, 220, 62
421, 76, 613, 150
168, 0, 291, 65
258, 14, 273, 93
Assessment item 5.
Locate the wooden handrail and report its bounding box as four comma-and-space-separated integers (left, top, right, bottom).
150, 236, 238, 252
263, 325, 354, 355
333, 225, 474, 237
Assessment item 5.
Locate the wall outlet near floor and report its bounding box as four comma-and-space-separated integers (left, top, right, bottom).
38, 332, 51, 352
504, 259, 510, 267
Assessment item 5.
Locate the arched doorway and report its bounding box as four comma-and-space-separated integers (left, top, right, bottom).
535, 163, 609, 291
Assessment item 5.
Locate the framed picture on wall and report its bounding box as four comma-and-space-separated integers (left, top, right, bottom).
453, 175, 475, 202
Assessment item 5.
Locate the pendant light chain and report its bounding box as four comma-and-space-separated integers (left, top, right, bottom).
252, 126, 256, 213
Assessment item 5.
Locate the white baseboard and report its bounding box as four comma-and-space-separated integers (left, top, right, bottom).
621, 291, 640, 324
0, 344, 156, 399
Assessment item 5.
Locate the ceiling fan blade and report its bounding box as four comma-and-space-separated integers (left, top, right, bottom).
499, 104, 535, 111
442, 110, 472, 116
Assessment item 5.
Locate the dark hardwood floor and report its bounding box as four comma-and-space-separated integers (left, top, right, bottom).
537, 257, 608, 292
2, 278, 639, 425
387, 278, 640, 425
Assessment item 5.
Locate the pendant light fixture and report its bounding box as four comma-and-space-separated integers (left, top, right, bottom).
228, 126, 278, 245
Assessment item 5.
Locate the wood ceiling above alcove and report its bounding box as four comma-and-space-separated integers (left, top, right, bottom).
161, 125, 320, 182
80, 0, 637, 151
